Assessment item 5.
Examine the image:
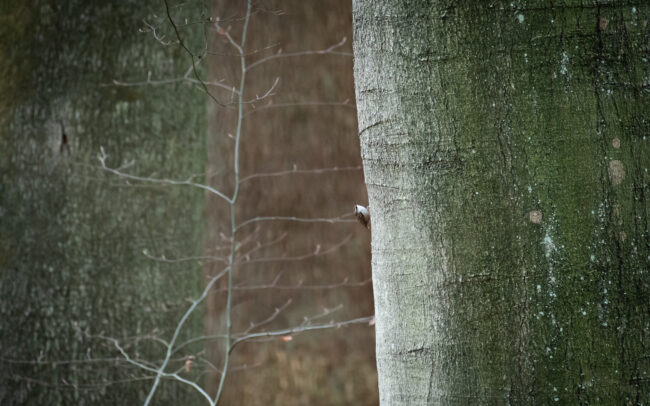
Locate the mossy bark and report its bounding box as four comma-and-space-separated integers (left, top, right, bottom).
0, 1, 206, 404
353, 1, 649, 404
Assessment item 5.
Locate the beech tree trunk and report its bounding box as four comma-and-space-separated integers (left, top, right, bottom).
1, 2, 205, 403
353, 1, 649, 404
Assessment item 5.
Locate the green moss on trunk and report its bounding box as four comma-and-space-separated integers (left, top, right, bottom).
354, 1, 649, 403
1, 1, 207, 404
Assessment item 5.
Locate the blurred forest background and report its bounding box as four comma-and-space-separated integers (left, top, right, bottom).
0, 0, 377, 405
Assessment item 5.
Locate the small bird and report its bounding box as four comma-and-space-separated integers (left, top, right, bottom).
354, 204, 370, 229
184, 355, 195, 373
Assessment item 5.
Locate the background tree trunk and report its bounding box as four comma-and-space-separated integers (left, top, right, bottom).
1, 1, 206, 404
354, 1, 649, 404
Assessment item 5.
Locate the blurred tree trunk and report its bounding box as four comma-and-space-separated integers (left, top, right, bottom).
354, 1, 649, 404
0, 1, 206, 404
204, 1, 377, 404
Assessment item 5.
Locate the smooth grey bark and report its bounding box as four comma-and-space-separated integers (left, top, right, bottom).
354, 1, 649, 404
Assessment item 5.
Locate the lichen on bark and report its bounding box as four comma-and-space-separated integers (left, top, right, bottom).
354, 1, 649, 404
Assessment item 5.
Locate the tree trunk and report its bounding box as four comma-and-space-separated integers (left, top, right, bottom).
1, 1, 206, 403
353, 1, 649, 404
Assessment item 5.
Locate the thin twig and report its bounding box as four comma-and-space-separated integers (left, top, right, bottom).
235, 232, 288, 263
236, 214, 357, 231
243, 299, 292, 334
246, 37, 350, 71
142, 265, 230, 406
231, 278, 372, 292
230, 315, 374, 352
239, 165, 361, 184
243, 77, 279, 103
164, 0, 227, 107
237, 234, 352, 264
98, 147, 232, 204
141, 19, 174, 46
142, 249, 227, 265
243, 100, 356, 117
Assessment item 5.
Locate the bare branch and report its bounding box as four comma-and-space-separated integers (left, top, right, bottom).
87, 1, 369, 403
230, 315, 374, 352
236, 214, 357, 231
1, 356, 135, 366
244, 299, 292, 334
198, 356, 262, 374
108, 60, 238, 93
8, 373, 156, 391
98, 147, 232, 204
141, 19, 175, 46
243, 100, 356, 117
231, 277, 372, 292
164, 0, 227, 107
173, 333, 230, 356
243, 77, 279, 103
142, 264, 230, 406
237, 234, 351, 264
246, 37, 350, 71
142, 249, 227, 265
94, 335, 160, 375
207, 41, 280, 57
239, 165, 362, 184
235, 232, 288, 263
302, 304, 344, 325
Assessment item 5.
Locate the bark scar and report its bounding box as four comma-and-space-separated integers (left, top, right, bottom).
359, 120, 385, 137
